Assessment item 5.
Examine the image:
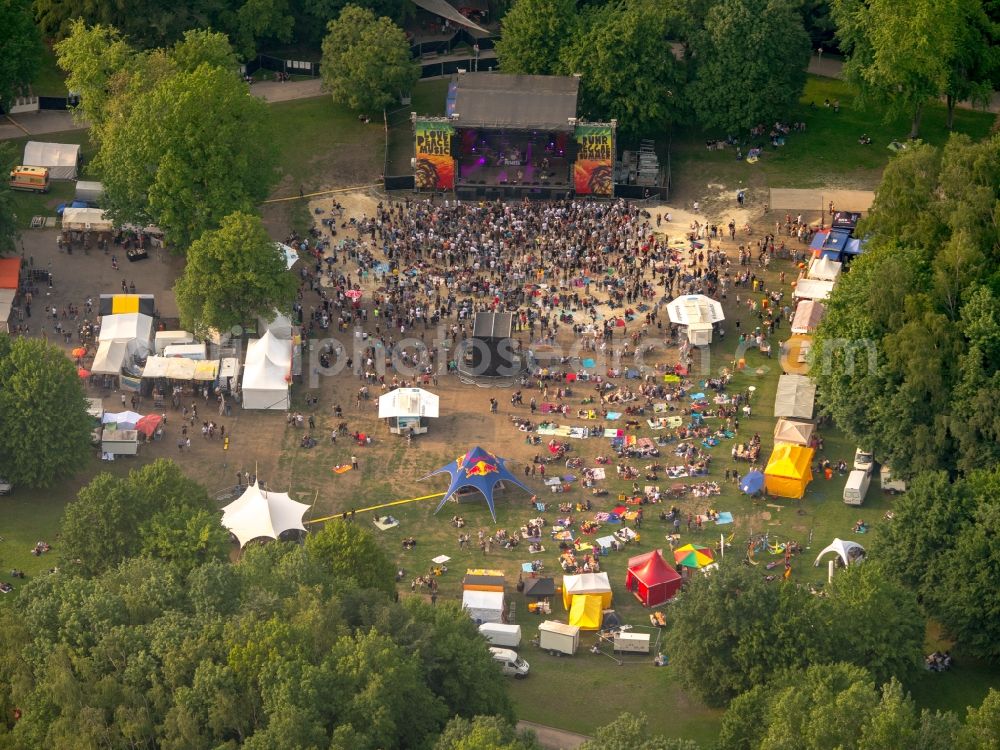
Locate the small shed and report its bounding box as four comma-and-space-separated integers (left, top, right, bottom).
101, 428, 138, 455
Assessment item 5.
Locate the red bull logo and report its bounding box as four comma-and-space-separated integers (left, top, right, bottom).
464, 460, 498, 477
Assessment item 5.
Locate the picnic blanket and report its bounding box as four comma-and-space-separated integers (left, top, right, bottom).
595, 535, 615, 550
568, 427, 590, 439
613, 505, 628, 517
716, 512, 734, 525
332, 465, 353, 474
544, 478, 562, 486
606, 411, 622, 420
604, 428, 624, 438
653, 403, 668, 413
589, 467, 606, 480
551, 530, 573, 541
539, 403, 559, 413
582, 358, 596, 369
373, 517, 399, 531
593, 512, 612, 522
637, 438, 658, 452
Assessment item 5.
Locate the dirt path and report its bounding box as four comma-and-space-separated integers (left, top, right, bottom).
517, 721, 591, 750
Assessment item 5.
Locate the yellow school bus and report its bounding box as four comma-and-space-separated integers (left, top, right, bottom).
9, 166, 50, 193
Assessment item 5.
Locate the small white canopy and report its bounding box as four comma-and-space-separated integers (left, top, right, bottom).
791, 300, 826, 334
666, 295, 725, 326
61, 207, 113, 233
0, 289, 14, 333
378, 388, 440, 419
23, 140, 80, 179
793, 278, 836, 301
814, 538, 866, 567
102, 410, 143, 428
563, 572, 611, 596
773, 418, 815, 446
221, 481, 310, 547
774, 374, 816, 419
276, 243, 299, 270
807, 257, 842, 282
259, 311, 294, 340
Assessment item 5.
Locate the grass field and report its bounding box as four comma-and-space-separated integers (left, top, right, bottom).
669, 76, 997, 200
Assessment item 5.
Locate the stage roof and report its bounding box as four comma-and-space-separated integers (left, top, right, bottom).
449, 73, 579, 132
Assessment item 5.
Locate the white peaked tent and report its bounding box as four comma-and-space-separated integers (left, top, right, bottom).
791, 300, 826, 334
774, 374, 816, 419
259, 311, 294, 339
242, 332, 292, 410
462, 589, 505, 624
807, 257, 843, 282
814, 538, 866, 567
773, 418, 815, 446
793, 278, 835, 301
666, 295, 725, 345
23, 141, 80, 179
221, 481, 310, 547
99, 313, 154, 352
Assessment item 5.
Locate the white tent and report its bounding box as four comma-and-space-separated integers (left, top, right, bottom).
666, 295, 725, 346
92, 340, 128, 374
221, 481, 310, 547
814, 538, 866, 567
773, 418, 815, 446
462, 589, 505, 624
102, 410, 143, 429
241, 332, 292, 410
276, 243, 299, 270
61, 207, 113, 233
793, 278, 836, 301
807, 257, 843, 282
98, 313, 153, 355
22, 141, 80, 179
791, 300, 826, 334
378, 388, 440, 418
259, 311, 294, 340
0, 289, 14, 333
774, 374, 816, 419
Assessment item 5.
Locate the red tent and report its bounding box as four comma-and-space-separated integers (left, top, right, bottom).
625, 549, 682, 607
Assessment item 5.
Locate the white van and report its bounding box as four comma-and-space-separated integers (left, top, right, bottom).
853, 448, 874, 474
490, 647, 530, 678
843, 469, 871, 505
880, 466, 907, 494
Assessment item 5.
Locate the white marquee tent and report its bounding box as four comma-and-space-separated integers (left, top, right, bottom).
773, 418, 815, 446
793, 278, 836, 301
378, 388, 440, 418
259, 311, 294, 339
62, 207, 113, 233
23, 141, 80, 179
221, 481, 310, 547
93, 313, 153, 375
807, 257, 843, 282
814, 538, 866, 567
791, 300, 826, 334
462, 589, 505, 624
773, 374, 816, 419
241, 332, 292, 410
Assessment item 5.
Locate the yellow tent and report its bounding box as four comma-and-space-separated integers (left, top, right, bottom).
568, 594, 603, 631
561, 572, 612, 610
764, 442, 815, 499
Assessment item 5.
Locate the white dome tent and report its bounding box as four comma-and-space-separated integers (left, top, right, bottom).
666, 295, 725, 345
221, 480, 311, 547
814, 538, 866, 568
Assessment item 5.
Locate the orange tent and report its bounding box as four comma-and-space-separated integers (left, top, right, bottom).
0, 258, 21, 289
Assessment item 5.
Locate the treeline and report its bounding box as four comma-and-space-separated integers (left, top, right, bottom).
34, 0, 409, 57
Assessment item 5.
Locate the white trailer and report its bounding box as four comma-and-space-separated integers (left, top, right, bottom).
480, 623, 522, 648
101, 428, 138, 456
538, 620, 580, 656
613, 631, 651, 653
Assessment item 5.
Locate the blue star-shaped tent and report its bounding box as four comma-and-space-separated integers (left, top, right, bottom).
421, 446, 532, 522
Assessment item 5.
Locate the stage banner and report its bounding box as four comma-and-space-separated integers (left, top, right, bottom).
414, 120, 455, 190
573, 124, 614, 196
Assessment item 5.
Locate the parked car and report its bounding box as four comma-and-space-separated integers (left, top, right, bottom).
0, 478, 12, 495
490, 647, 529, 678
853, 448, 874, 474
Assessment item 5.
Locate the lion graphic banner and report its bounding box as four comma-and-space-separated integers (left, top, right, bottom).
414, 120, 455, 191
573, 124, 614, 196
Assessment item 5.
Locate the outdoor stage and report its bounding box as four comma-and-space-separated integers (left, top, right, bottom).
413, 72, 614, 200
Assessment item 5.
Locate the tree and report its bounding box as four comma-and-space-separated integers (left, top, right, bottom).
435, 716, 541, 750
813, 134, 1000, 478
97, 64, 277, 248
54, 21, 137, 134
688, 0, 810, 133
495, 0, 576, 75
174, 211, 297, 336
941, 0, 1000, 128
60, 459, 228, 575
831, 0, 979, 137
0, 336, 91, 487
0, 144, 20, 254
559, 0, 686, 138
304, 520, 397, 595
0, 0, 42, 110
320, 4, 419, 113
578, 713, 701, 750
960, 689, 1000, 750
169, 28, 241, 74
